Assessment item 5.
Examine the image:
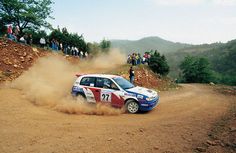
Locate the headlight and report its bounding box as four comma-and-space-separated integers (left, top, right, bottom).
137, 94, 144, 99
146, 97, 155, 101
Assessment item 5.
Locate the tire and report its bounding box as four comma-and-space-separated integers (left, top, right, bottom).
125, 100, 139, 114
76, 93, 86, 101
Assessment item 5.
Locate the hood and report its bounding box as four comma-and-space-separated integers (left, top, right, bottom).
126, 86, 157, 98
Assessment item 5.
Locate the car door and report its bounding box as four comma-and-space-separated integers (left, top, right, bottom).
95, 77, 125, 107
79, 77, 99, 103
95, 77, 112, 103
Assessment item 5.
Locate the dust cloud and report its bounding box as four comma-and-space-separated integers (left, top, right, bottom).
11, 49, 126, 115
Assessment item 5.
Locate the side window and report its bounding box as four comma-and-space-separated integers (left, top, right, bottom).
96, 78, 105, 88
80, 77, 95, 87
95, 78, 119, 90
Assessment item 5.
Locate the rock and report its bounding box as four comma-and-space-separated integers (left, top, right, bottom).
206, 140, 217, 146
32, 47, 39, 52
23, 52, 27, 57
139, 128, 144, 132
153, 146, 159, 150
196, 147, 206, 152
13, 59, 18, 63
20, 56, 25, 62
220, 142, 225, 147
107, 138, 112, 141
13, 64, 18, 68
230, 127, 236, 132
27, 55, 33, 61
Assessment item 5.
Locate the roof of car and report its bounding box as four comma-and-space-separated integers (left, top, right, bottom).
76, 74, 121, 79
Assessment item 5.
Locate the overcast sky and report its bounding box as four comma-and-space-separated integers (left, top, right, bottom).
50, 0, 236, 44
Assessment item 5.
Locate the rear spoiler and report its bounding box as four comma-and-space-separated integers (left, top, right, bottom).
75, 73, 86, 77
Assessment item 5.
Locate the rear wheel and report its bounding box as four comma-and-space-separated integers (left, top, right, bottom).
76, 93, 86, 102
125, 100, 139, 114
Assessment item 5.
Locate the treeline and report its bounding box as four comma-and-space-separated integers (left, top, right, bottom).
167, 39, 236, 85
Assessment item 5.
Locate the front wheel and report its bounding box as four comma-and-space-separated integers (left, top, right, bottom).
125, 100, 139, 114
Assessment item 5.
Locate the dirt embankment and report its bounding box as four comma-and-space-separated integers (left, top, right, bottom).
110, 65, 177, 91
0, 38, 48, 82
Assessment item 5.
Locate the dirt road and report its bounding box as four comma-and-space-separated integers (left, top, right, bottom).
0, 84, 235, 153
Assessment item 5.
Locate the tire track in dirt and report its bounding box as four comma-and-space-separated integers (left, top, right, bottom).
0, 84, 234, 153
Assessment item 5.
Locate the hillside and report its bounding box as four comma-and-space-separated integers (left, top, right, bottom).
166, 39, 236, 85
111, 36, 191, 54
0, 38, 176, 90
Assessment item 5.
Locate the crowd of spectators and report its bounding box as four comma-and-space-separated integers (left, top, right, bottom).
127, 52, 151, 65
5, 25, 88, 58
6, 25, 33, 45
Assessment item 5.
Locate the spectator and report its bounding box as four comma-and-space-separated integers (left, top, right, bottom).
63, 44, 68, 54
19, 35, 27, 44
85, 52, 88, 58
40, 37, 46, 48
55, 40, 59, 51
127, 54, 131, 64
28, 34, 33, 45
71, 47, 74, 56
75, 47, 79, 56
131, 53, 136, 66
7, 25, 13, 39
80, 51, 84, 58
129, 66, 135, 84
60, 43, 63, 51
51, 39, 55, 50
13, 25, 20, 40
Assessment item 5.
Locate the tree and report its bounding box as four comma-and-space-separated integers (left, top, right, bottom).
180, 56, 212, 83
48, 27, 88, 52
0, 0, 53, 35
0, 19, 7, 35
149, 51, 169, 76
99, 39, 111, 52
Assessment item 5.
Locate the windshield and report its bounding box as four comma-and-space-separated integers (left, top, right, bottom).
113, 77, 134, 90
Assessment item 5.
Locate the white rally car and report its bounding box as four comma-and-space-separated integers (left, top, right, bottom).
71, 74, 159, 113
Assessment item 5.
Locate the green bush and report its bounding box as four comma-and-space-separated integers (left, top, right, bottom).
149, 51, 169, 76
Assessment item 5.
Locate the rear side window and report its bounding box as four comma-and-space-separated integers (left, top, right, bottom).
80, 77, 95, 87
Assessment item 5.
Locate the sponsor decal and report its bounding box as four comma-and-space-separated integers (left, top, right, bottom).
124, 93, 136, 97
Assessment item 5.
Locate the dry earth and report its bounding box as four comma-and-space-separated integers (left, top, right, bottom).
0, 84, 235, 153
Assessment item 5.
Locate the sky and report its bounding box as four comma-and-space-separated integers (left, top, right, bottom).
49, 0, 236, 44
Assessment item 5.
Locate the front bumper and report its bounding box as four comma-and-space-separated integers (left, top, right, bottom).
139, 96, 159, 111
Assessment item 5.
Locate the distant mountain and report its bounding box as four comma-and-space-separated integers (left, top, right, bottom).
111, 36, 192, 54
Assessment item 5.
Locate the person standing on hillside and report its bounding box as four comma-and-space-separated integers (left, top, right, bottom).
40, 37, 46, 48
129, 66, 135, 84
7, 25, 13, 38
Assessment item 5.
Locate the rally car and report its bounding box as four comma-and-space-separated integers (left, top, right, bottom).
71, 74, 159, 113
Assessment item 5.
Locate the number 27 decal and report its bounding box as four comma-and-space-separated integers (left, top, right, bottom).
101, 92, 111, 102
